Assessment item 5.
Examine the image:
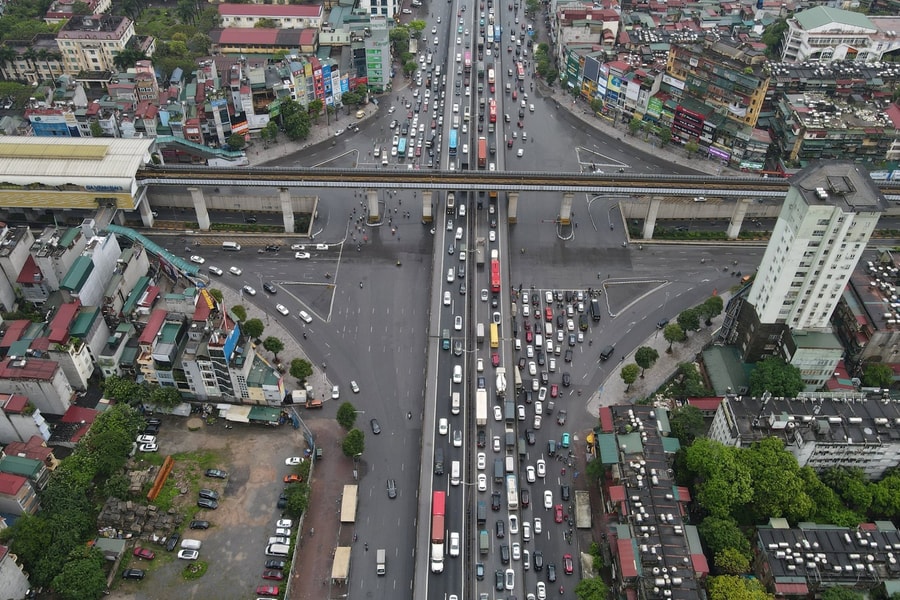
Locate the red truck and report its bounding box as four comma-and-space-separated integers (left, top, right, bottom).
477, 136, 487, 169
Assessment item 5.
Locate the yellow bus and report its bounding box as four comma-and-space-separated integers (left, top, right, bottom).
490, 323, 499, 349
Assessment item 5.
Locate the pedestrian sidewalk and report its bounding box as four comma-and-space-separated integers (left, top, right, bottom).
586, 293, 731, 413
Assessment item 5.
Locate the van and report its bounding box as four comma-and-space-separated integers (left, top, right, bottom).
180, 539, 202, 550
376, 548, 386, 575
599, 345, 615, 361
544, 322, 553, 337
494, 458, 504, 483
590, 299, 602, 321
434, 447, 444, 475
451, 460, 461, 486
222, 241, 241, 252
266, 543, 290, 557
505, 456, 514, 473
477, 323, 485, 344
477, 500, 487, 525
451, 392, 461, 415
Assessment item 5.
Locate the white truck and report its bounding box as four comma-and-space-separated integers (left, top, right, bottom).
496, 367, 507, 397
475, 389, 488, 426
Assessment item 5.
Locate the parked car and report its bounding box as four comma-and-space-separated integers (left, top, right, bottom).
189, 520, 209, 530
204, 469, 227, 479
177, 549, 199, 560
122, 569, 145, 580
133, 547, 155, 560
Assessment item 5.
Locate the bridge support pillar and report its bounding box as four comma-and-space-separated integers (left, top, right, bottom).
642, 197, 662, 240
366, 189, 380, 223
507, 192, 519, 223
279, 188, 296, 233
559, 192, 573, 226
422, 190, 433, 223
188, 187, 211, 231
727, 197, 752, 240
138, 198, 155, 228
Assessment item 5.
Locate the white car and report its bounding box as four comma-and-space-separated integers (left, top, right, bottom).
529, 103, 535, 112
189, 255, 205, 264
350, 381, 360, 393
229, 266, 242, 275
454, 315, 463, 330
444, 291, 452, 306
534, 517, 542, 535
535, 401, 543, 415
137, 435, 156, 444
295, 252, 310, 259
453, 429, 462, 447
536, 459, 546, 478
447, 268, 455, 283
275, 527, 292, 537
481, 289, 489, 302
549, 358, 557, 372
526, 345, 534, 358
505, 568, 515, 591
277, 518, 293, 528
477, 357, 484, 372
533, 414, 542, 430
523, 304, 531, 318
537, 581, 547, 600
512, 542, 521, 561
477, 452, 486, 470
509, 515, 519, 535
285, 457, 304, 466
532, 378, 540, 392
438, 418, 448, 435
242, 285, 256, 296
178, 549, 199, 560
275, 304, 289, 316
517, 404, 526, 421
478, 473, 487, 491
432, 26, 437, 33
523, 521, 531, 541
139, 443, 158, 452
544, 490, 553, 509
528, 361, 537, 376
489, 230, 496, 242
298, 310, 313, 323
526, 465, 535, 483
494, 405, 503, 421
453, 365, 462, 383
449, 532, 460, 557
331, 385, 340, 399
453, 103, 459, 113
493, 435, 501, 452
538, 387, 547, 402
208, 266, 223, 276
290, 244, 306, 251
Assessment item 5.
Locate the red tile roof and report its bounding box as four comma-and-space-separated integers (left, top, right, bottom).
48, 300, 82, 344
617, 538, 638, 578
0, 393, 29, 413
16, 255, 43, 285
0, 472, 27, 496
139, 309, 167, 345
0, 357, 59, 381
3, 435, 54, 462
0, 320, 30, 349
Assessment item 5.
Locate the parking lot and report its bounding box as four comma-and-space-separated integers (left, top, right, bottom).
111, 418, 306, 600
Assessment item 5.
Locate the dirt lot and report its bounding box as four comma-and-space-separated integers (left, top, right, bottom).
110, 416, 306, 600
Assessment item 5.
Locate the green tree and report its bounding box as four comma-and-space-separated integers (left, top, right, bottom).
748, 357, 804, 397
175, 0, 198, 25
226, 133, 245, 149
187, 32, 211, 54
761, 18, 787, 59
684, 139, 700, 157
870, 472, 900, 518
403, 60, 419, 76
70, 1, 93, 14
89, 121, 103, 138
634, 346, 659, 378
698, 516, 752, 561
0, 515, 50, 568
589, 98, 603, 114
821, 588, 865, 600
307, 98, 324, 121
657, 126, 672, 146
242, 318, 264, 340
862, 362, 893, 389
699, 295, 724, 326
280, 99, 311, 141
707, 575, 773, 600
149, 385, 182, 410
715, 547, 751, 575
620, 363, 639, 391
262, 336, 284, 360
254, 17, 279, 28
112, 48, 148, 71
627, 118, 643, 136
290, 358, 313, 383
284, 482, 310, 517
207, 288, 223, 303
231, 305, 247, 322
52, 547, 108, 600
102, 375, 146, 405
684, 439, 753, 519
663, 323, 686, 352
342, 428, 365, 457
740, 437, 814, 523
336, 402, 357, 429
821, 467, 874, 514
676, 308, 700, 333
573, 576, 609, 599
584, 454, 605, 484
799, 466, 863, 526
669, 405, 705, 446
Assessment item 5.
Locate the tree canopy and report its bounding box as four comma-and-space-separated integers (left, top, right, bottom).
634, 346, 659, 377
862, 362, 893, 389
669, 405, 706, 446
342, 428, 365, 457
620, 363, 639, 391
337, 402, 357, 429
748, 357, 804, 397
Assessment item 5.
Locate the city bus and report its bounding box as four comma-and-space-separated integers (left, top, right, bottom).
490, 258, 501, 293
489, 99, 497, 123
448, 128, 458, 156
494, 25, 501, 44
431, 491, 446, 573
486, 24, 494, 48
397, 137, 407, 158
506, 474, 519, 511
516, 61, 525, 81
490, 322, 499, 349
464, 51, 472, 73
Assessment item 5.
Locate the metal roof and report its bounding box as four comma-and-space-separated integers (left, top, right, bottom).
0, 137, 153, 188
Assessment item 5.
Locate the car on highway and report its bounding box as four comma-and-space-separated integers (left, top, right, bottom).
538, 386, 547, 401
562, 372, 571, 387
263, 282, 277, 294
543, 490, 553, 509
478, 473, 487, 491
189, 255, 205, 264
496, 519, 505, 538
494, 406, 503, 421
453, 365, 462, 383
275, 304, 289, 316
526, 465, 535, 483
208, 266, 223, 276
561, 484, 571, 501
242, 285, 256, 296
492, 352, 500, 367
492, 491, 502, 511
454, 315, 463, 330
547, 563, 557, 582
370, 418, 381, 434
495, 570, 505, 591
537, 581, 547, 599
555, 504, 564, 523
493, 436, 501, 452
477, 357, 484, 372
477, 452, 486, 470
533, 414, 542, 430
295, 252, 310, 259
505, 568, 515, 590
453, 429, 462, 447
534, 550, 544, 572
481, 288, 489, 302
564, 553, 574, 574
449, 532, 460, 557
534, 517, 542, 534
444, 291, 452, 305
438, 418, 448, 435
550, 384, 559, 398
299, 310, 313, 323
229, 266, 242, 276
387, 479, 397, 499
512, 542, 521, 561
